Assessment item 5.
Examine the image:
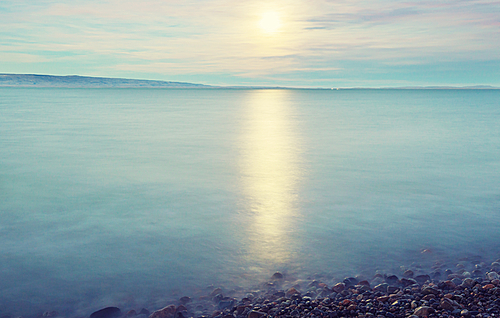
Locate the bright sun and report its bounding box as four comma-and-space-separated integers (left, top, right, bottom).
259, 11, 281, 34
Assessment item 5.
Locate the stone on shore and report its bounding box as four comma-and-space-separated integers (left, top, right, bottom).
414, 306, 435, 317
90, 307, 122, 318
149, 305, 176, 318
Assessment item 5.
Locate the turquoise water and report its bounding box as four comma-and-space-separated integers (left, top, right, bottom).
1, 88, 500, 315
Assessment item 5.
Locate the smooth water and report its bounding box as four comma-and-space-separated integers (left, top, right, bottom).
1, 88, 500, 315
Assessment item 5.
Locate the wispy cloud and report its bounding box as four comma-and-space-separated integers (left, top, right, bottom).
1, 0, 499, 86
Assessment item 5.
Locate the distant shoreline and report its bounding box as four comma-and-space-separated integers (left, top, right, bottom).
1, 74, 499, 89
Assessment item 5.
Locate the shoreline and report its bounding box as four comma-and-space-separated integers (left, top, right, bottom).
6, 257, 500, 318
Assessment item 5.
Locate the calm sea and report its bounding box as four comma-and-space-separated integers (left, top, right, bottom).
1, 88, 499, 316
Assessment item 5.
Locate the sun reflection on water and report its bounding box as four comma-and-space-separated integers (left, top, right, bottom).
238, 89, 304, 266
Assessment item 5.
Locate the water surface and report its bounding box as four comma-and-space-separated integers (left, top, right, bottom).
1, 88, 499, 315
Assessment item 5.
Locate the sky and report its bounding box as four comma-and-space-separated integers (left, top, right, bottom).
1, 0, 500, 88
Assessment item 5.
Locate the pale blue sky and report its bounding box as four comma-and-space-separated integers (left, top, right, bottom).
1, 0, 499, 87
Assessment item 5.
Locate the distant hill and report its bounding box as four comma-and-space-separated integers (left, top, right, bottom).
0, 74, 212, 88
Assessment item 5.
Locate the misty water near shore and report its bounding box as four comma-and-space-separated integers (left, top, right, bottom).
1, 88, 499, 317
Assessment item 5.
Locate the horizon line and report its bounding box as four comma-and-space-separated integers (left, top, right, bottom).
1, 73, 499, 90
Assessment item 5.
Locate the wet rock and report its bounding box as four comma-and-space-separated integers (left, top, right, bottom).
139, 309, 150, 316
472, 269, 483, 277
271, 272, 283, 280
461, 309, 471, 317
421, 287, 439, 295
218, 299, 234, 310
125, 310, 137, 317
440, 298, 456, 311
247, 311, 265, 318
491, 262, 500, 272
414, 306, 435, 317
487, 272, 499, 280
431, 271, 441, 280
176, 305, 187, 314
451, 278, 462, 286
386, 275, 399, 286
332, 283, 345, 293
179, 296, 191, 304
212, 294, 224, 303
374, 283, 389, 292
462, 278, 474, 287
210, 288, 223, 297
401, 278, 417, 287
343, 277, 358, 287
387, 286, 399, 294
403, 270, 414, 278
438, 280, 456, 290
286, 287, 300, 297
482, 284, 495, 290
90, 308, 122, 318
377, 296, 390, 302
149, 305, 176, 318
415, 275, 431, 284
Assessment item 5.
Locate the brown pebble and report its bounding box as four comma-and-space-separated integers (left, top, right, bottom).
236, 306, 249, 315
179, 296, 191, 304
444, 280, 457, 289
285, 287, 300, 297
271, 272, 283, 280
483, 284, 495, 289
414, 306, 435, 317
247, 311, 266, 318
210, 288, 223, 297
332, 282, 345, 293
377, 296, 389, 302
126, 310, 137, 317
149, 305, 176, 318
440, 298, 455, 311
347, 304, 357, 311
403, 270, 414, 278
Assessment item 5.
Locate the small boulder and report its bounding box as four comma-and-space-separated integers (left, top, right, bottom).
271, 272, 283, 280
285, 287, 300, 297
421, 286, 439, 295
247, 311, 265, 318
386, 275, 399, 286
149, 305, 176, 318
415, 275, 431, 284
414, 306, 435, 317
373, 283, 389, 293
179, 296, 191, 304
90, 307, 122, 318
487, 272, 499, 280
332, 283, 345, 293
403, 270, 414, 278
440, 298, 456, 311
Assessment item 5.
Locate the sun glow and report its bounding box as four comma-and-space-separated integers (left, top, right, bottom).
259, 11, 281, 34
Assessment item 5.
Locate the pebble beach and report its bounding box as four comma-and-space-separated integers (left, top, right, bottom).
10, 256, 500, 318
